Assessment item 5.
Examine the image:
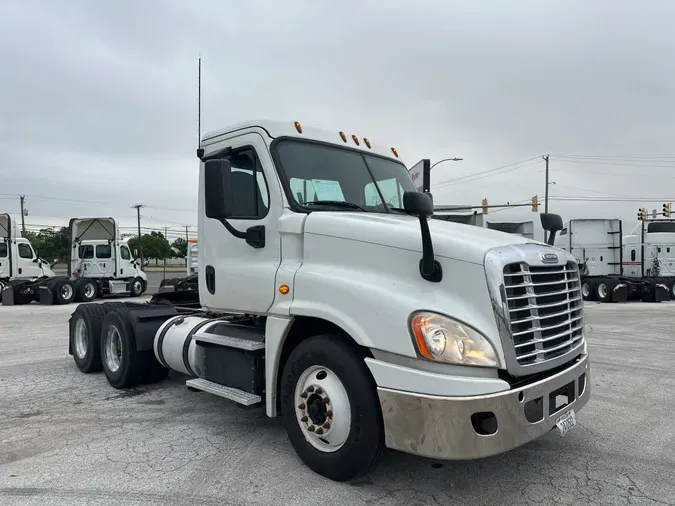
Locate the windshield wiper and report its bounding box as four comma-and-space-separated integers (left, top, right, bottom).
305, 201, 367, 211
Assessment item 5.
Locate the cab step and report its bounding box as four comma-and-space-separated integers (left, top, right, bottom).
192, 331, 265, 351
186, 378, 262, 406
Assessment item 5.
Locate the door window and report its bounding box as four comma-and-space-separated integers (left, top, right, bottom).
220, 148, 270, 219
18, 243, 34, 259
79, 245, 94, 259
120, 245, 131, 260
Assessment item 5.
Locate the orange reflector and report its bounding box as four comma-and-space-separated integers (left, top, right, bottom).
279, 284, 290, 295
391, 147, 399, 158
294, 121, 302, 134
410, 315, 434, 360
339, 131, 347, 142
352, 135, 360, 146
363, 138, 371, 149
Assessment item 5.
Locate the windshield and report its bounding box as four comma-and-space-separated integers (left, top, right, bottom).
273, 139, 418, 212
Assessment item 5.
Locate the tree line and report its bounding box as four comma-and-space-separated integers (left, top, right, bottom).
24, 227, 189, 264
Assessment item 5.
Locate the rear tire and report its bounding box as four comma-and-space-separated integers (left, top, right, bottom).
280, 335, 385, 482
100, 309, 150, 389
75, 278, 98, 303
53, 278, 75, 304
596, 278, 614, 303
69, 302, 128, 373
581, 278, 597, 301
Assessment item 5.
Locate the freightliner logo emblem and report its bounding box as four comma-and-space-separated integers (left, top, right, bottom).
541, 252, 558, 263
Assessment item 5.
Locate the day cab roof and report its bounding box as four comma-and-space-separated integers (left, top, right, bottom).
201, 120, 405, 164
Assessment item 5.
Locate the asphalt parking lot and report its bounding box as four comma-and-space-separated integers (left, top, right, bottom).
1, 300, 674, 505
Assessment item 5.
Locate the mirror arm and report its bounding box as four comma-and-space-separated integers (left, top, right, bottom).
418, 217, 443, 282
219, 218, 247, 240
217, 218, 265, 249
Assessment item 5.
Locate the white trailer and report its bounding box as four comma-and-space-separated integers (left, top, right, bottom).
67, 120, 590, 481
554, 218, 673, 302
2, 216, 148, 305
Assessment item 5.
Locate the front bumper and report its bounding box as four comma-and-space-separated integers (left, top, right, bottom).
377, 353, 590, 460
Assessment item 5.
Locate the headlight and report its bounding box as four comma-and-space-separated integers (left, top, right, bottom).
409, 311, 500, 367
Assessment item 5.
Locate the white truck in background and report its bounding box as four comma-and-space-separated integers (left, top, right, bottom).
554, 218, 674, 302
155, 239, 199, 303
67, 120, 590, 481
0, 213, 60, 295
2, 216, 148, 305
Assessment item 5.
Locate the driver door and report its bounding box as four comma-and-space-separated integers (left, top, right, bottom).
17, 242, 40, 278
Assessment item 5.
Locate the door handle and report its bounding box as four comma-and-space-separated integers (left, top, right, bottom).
18, 268, 22, 275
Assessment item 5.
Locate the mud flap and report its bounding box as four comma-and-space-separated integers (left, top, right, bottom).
1, 286, 15, 305
39, 285, 56, 305
611, 283, 628, 302
655, 284, 670, 302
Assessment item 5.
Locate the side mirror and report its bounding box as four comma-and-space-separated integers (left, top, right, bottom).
403, 191, 434, 218
32, 257, 39, 263
540, 212, 564, 246
142, 260, 149, 268
205, 159, 233, 219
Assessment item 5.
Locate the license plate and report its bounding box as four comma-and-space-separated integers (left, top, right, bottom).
555, 409, 576, 437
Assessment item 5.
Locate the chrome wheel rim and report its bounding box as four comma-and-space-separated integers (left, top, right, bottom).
61, 283, 73, 301
104, 325, 123, 373
74, 318, 88, 359
84, 282, 95, 299
295, 365, 351, 453
581, 283, 590, 297
133, 280, 142, 294
598, 283, 607, 299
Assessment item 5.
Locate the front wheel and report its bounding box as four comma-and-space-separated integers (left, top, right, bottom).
280, 335, 385, 482
129, 277, 144, 297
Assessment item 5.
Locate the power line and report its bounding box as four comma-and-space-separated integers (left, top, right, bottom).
433, 157, 542, 190
550, 158, 675, 169
550, 153, 675, 160
550, 196, 675, 203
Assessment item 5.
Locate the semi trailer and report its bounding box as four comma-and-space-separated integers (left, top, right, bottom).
553, 218, 673, 302
67, 120, 590, 481
1, 216, 148, 305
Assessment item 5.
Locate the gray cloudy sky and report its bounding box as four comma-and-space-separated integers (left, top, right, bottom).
1, 0, 674, 241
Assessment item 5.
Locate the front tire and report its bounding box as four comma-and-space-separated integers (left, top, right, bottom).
129, 277, 144, 297
280, 335, 385, 482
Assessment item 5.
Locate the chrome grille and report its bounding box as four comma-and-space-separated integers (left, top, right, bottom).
503, 262, 584, 367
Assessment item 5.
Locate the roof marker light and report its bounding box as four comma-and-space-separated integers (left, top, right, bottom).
363, 138, 371, 149
391, 147, 399, 158
352, 135, 360, 146
294, 121, 303, 134
339, 131, 347, 142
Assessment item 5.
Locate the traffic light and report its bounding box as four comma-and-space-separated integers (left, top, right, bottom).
638, 207, 647, 221
663, 202, 671, 217
481, 198, 488, 215
531, 195, 538, 212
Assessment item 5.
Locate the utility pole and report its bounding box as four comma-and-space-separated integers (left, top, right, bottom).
19, 195, 26, 237
131, 204, 145, 265
543, 154, 550, 213
185, 225, 189, 242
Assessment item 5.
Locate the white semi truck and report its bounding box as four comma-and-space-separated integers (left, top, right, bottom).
67, 120, 590, 481
1, 216, 148, 305
554, 218, 673, 302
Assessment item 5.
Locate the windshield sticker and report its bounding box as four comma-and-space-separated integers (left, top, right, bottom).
311, 179, 345, 201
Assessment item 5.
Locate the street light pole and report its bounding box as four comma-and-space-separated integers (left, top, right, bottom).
430, 157, 463, 170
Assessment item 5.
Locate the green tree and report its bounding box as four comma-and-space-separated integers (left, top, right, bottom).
171, 238, 188, 259
25, 227, 71, 263
127, 232, 172, 261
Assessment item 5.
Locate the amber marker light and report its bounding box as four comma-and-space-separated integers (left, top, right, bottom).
279, 284, 290, 295
363, 138, 371, 149
410, 314, 435, 360
391, 147, 399, 158
294, 121, 303, 134
351, 134, 360, 146
339, 131, 347, 142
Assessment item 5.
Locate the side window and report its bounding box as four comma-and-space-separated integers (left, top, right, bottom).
0, 243, 7, 257
225, 148, 269, 219
120, 246, 131, 260
631, 249, 636, 261
364, 178, 404, 208
96, 245, 112, 259
18, 243, 34, 259
79, 245, 94, 259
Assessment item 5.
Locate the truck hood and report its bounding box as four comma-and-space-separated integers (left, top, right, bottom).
303, 212, 543, 265
70, 217, 117, 243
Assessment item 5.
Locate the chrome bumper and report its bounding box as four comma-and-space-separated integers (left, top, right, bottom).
377, 354, 590, 460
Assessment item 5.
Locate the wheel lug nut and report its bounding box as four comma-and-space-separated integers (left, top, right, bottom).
298, 403, 306, 409
316, 428, 324, 435
315, 387, 323, 394
323, 397, 330, 404
300, 392, 308, 399
301, 416, 308, 422
307, 386, 315, 392
323, 422, 331, 430
326, 410, 333, 417
308, 425, 315, 432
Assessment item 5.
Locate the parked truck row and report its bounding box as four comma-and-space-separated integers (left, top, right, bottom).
554, 218, 673, 303
1, 215, 148, 305
65, 120, 590, 481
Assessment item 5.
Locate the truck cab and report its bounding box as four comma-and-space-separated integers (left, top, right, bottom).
0, 213, 56, 292
68, 120, 590, 481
